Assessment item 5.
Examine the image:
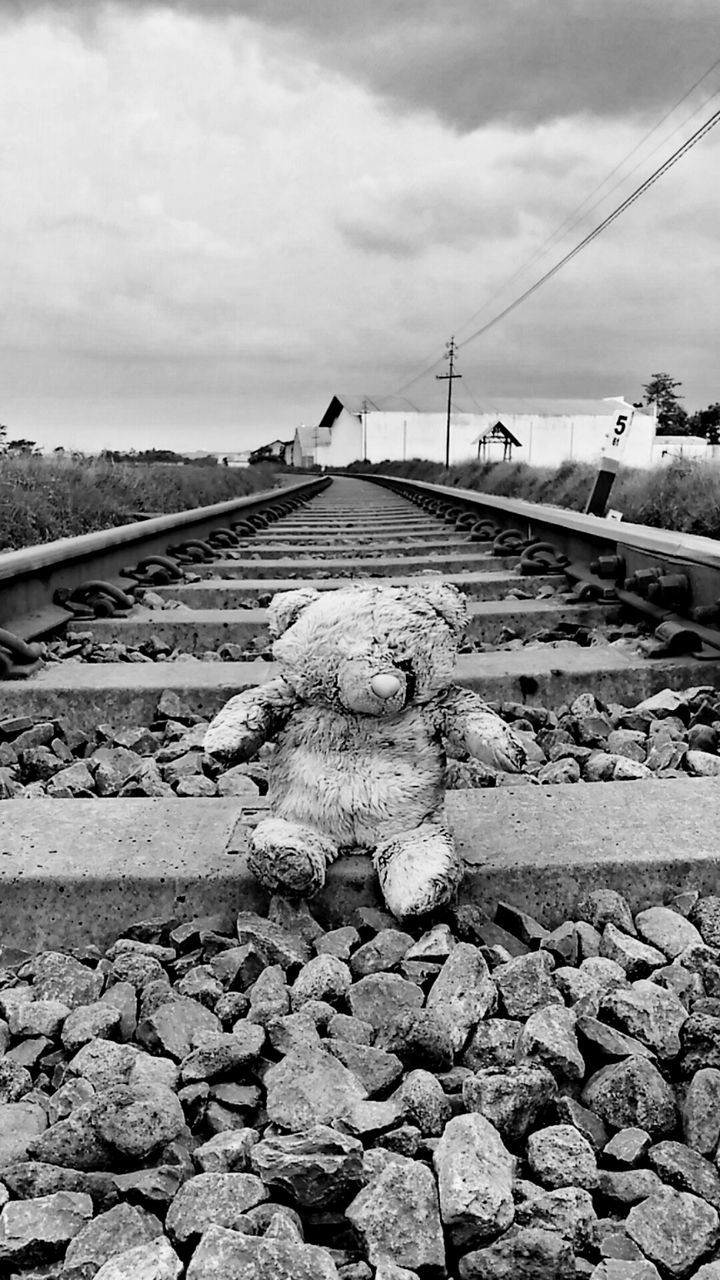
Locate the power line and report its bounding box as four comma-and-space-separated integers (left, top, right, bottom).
456, 101, 720, 352
454, 54, 720, 342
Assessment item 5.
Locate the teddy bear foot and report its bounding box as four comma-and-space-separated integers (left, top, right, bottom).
373, 822, 464, 919
249, 816, 338, 897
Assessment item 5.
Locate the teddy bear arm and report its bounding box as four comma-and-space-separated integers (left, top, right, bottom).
439, 686, 527, 773
204, 677, 298, 765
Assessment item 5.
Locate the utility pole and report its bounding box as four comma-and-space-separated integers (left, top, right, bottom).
436, 337, 461, 468
361, 398, 369, 461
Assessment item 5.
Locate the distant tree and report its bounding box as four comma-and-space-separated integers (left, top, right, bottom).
6, 438, 39, 455
642, 372, 692, 436
689, 402, 720, 444
0, 423, 7, 449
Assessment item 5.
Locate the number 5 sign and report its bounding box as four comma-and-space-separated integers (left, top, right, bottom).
603, 409, 634, 456
586, 408, 635, 516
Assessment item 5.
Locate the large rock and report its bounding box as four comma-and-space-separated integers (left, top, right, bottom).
457, 1225, 575, 1280
346, 1158, 445, 1276
647, 1140, 720, 1211
264, 1046, 367, 1130
27, 1102, 114, 1171
292, 955, 352, 1005
90, 1084, 186, 1159
682, 1068, 720, 1157
32, 952, 105, 1009
494, 952, 563, 1020
327, 1039, 404, 1096
600, 925, 665, 978
63, 1203, 164, 1279
433, 1113, 514, 1250
348, 973, 424, 1029
0, 1191, 93, 1268
515, 1004, 584, 1081
235, 911, 311, 968
395, 1069, 452, 1137
0, 1101, 47, 1165
185, 1223, 339, 1280
599, 980, 688, 1058
250, 1124, 364, 1206
137, 997, 222, 1061
626, 1187, 720, 1277
165, 1172, 268, 1245
180, 1026, 266, 1082
515, 1185, 598, 1253
635, 907, 703, 959
425, 943, 496, 1052
581, 1056, 677, 1137
526, 1124, 598, 1191
463, 1063, 556, 1145
93, 1237, 183, 1280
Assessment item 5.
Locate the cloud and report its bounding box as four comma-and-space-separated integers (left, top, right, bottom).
5, 0, 720, 130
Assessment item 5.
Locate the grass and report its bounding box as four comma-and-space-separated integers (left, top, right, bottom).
350, 456, 720, 539
0, 455, 278, 551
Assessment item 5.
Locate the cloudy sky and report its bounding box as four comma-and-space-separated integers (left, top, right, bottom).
0, 0, 718, 453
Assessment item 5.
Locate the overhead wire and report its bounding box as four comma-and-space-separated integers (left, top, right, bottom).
456, 101, 720, 351
380, 53, 720, 400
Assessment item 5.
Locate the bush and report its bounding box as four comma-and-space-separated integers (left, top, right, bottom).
0, 455, 278, 551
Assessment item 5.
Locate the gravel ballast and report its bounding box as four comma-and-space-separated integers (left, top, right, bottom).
3, 891, 720, 1276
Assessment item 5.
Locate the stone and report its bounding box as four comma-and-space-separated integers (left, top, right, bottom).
267, 1011, 321, 1055
515, 1185, 598, 1253
61, 1002, 123, 1053
457, 1225, 575, 1280
463, 1063, 557, 1145
600, 924, 665, 978
91, 747, 144, 795
315, 927, 361, 960
516, 1003, 584, 1081
635, 907, 704, 959
540, 920, 580, 965
180, 1026, 265, 1081
326, 1014, 374, 1045
494, 951, 562, 1019
91, 1084, 185, 1159
137, 996, 222, 1061
250, 1124, 364, 1206
347, 973, 424, 1029
93, 1236, 183, 1280
350, 930, 414, 977
248, 965, 291, 1025
165, 1173, 268, 1245
577, 1015, 655, 1061
588, 1261, 661, 1279
27, 1103, 114, 1171
526, 1124, 598, 1190
0, 1191, 93, 1268
235, 911, 312, 968
683, 1068, 720, 1157
680, 1014, 720, 1077
63, 1203, 164, 1279
603, 1127, 651, 1167
0, 1058, 32, 1103
425, 943, 496, 1052
597, 1169, 664, 1206
433, 1112, 514, 1250
460, 1020, 521, 1071
289, 957, 352, 1014
405, 923, 456, 962
578, 889, 636, 936
185, 1224, 340, 1280
327, 1040, 404, 1096
600, 979, 688, 1057
194, 1130, 260, 1173
346, 1158, 445, 1276
555, 1096, 609, 1152
626, 1188, 720, 1278
8, 999, 70, 1038
32, 952, 104, 1009
0, 1101, 47, 1165
690, 898, 720, 949
648, 1140, 720, 1211
264, 1046, 367, 1130
1, 1161, 93, 1200
582, 1056, 677, 1136
395, 1069, 452, 1136
374, 1007, 454, 1072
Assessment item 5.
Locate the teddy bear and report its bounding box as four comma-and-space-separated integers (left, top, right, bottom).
204, 580, 526, 919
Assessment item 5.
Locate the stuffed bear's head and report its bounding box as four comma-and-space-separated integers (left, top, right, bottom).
266, 580, 467, 716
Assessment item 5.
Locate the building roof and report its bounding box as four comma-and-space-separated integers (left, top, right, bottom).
318, 393, 653, 424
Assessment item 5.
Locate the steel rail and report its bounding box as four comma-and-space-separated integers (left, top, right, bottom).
0, 475, 329, 639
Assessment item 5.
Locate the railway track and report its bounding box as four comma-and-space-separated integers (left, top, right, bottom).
4, 473, 720, 1279
1, 473, 720, 948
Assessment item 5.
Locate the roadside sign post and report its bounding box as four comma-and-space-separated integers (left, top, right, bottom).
585, 408, 634, 517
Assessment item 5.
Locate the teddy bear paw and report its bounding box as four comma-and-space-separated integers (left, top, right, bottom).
249, 817, 338, 897
373, 823, 463, 919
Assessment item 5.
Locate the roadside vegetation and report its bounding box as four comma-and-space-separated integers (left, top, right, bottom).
350, 456, 720, 540
0, 454, 277, 551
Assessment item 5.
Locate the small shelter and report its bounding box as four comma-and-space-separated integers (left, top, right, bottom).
476, 421, 522, 462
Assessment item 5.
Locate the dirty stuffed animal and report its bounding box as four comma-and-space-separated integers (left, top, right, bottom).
204, 581, 526, 919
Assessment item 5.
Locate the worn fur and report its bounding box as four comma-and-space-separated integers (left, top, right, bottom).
205, 581, 526, 918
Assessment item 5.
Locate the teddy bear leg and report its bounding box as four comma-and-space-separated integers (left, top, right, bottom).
373, 822, 464, 919
248, 816, 338, 898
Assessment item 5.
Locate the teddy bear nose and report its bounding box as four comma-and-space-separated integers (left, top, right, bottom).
370, 674, 402, 700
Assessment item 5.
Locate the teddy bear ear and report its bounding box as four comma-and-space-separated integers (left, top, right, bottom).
267, 588, 322, 638
412, 580, 468, 636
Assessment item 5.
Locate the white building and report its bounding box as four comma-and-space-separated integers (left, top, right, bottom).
298, 394, 659, 469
